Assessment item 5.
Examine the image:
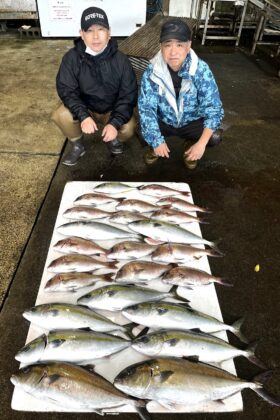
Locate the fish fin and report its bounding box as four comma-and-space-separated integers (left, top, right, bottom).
153, 370, 174, 383
216, 277, 233, 287
46, 374, 61, 385
144, 237, 164, 246
49, 339, 66, 348
158, 400, 177, 410
103, 273, 113, 282
253, 370, 274, 384
82, 364, 96, 373
116, 197, 127, 202
189, 328, 203, 333
254, 388, 280, 407
108, 261, 118, 269
246, 342, 267, 369
135, 404, 152, 420
166, 338, 179, 347
183, 355, 200, 362
231, 317, 248, 343
134, 326, 150, 339
124, 322, 139, 339
180, 191, 190, 196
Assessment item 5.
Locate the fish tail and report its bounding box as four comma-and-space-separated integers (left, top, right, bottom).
216, 277, 233, 287
169, 285, 190, 303
231, 317, 248, 343
180, 191, 190, 197
254, 388, 280, 407
207, 248, 225, 258
108, 261, 118, 269
103, 273, 114, 282
246, 342, 267, 369
135, 400, 152, 420
124, 322, 139, 339
198, 217, 210, 225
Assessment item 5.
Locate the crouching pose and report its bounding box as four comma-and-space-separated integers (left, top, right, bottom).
52, 7, 137, 166
138, 19, 224, 169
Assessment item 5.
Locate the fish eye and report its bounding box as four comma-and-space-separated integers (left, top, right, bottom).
22, 366, 32, 374
141, 336, 150, 344
107, 290, 116, 297
128, 304, 138, 310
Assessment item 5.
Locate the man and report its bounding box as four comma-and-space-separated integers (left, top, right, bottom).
52, 7, 137, 166
138, 19, 224, 169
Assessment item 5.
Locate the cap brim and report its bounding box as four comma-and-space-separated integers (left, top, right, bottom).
160, 34, 191, 43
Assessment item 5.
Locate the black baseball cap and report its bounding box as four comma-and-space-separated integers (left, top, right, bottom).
81, 7, 109, 31
160, 19, 192, 43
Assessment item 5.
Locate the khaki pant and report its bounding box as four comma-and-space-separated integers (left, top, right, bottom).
51, 104, 136, 142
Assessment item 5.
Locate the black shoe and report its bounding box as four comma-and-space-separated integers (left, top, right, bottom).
109, 139, 124, 155
62, 139, 85, 166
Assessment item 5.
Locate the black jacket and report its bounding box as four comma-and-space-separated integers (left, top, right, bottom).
56, 38, 137, 130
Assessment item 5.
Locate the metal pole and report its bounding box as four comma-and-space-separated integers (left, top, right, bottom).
202, 0, 212, 45
235, 0, 248, 46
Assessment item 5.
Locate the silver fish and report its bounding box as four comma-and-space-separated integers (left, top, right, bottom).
23, 303, 127, 333
93, 182, 136, 194
107, 211, 148, 225
138, 184, 190, 198
53, 237, 108, 257
116, 199, 159, 213
74, 193, 122, 206
107, 241, 156, 260
151, 243, 222, 264
157, 197, 209, 213
162, 266, 232, 288
11, 363, 148, 414
77, 284, 183, 312
47, 254, 117, 273
122, 301, 247, 342
115, 261, 173, 284
63, 206, 111, 221
151, 208, 204, 224
57, 221, 140, 241
128, 220, 216, 248
15, 330, 130, 364
44, 273, 112, 293
132, 329, 263, 365
114, 358, 279, 408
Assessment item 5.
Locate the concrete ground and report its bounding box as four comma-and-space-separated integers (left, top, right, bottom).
0, 31, 280, 420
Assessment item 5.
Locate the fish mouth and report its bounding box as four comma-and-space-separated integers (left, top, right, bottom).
10, 374, 18, 386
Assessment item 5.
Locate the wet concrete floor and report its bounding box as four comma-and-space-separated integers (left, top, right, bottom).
0, 39, 280, 419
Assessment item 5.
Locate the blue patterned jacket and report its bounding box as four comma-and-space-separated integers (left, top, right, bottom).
138, 49, 224, 148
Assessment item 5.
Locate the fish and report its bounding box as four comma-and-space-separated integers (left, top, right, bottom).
11, 362, 150, 416
151, 243, 222, 264
15, 330, 131, 364
116, 199, 159, 213
107, 241, 156, 260
107, 211, 148, 225
23, 303, 129, 333
115, 261, 173, 284
77, 284, 186, 312
122, 301, 247, 342
128, 220, 216, 248
57, 221, 140, 241
151, 208, 205, 224
74, 193, 123, 206
53, 237, 108, 257
47, 254, 117, 273
114, 358, 280, 408
138, 184, 190, 198
157, 197, 209, 213
162, 266, 232, 288
132, 329, 265, 366
63, 206, 111, 221
93, 182, 136, 194
44, 273, 113, 293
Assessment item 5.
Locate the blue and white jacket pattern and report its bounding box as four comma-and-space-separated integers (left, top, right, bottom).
138, 49, 224, 148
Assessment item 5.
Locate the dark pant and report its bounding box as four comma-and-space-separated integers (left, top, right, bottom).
159, 118, 222, 147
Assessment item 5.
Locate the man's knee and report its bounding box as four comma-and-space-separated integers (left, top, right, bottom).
52, 104, 82, 140
208, 128, 223, 147
118, 115, 137, 142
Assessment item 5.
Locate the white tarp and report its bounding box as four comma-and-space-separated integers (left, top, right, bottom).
11, 181, 243, 413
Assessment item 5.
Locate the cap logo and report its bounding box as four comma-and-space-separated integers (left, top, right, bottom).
85, 13, 104, 21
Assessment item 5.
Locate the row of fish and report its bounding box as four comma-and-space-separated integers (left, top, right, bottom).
12, 182, 279, 415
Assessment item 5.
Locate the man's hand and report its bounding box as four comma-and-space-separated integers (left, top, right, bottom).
102, 124, 118, 142
184, 141, 206, 161
154, 143, 170, 158
81, 117, 98, 134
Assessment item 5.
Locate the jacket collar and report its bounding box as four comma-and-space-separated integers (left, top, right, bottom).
150, 48, 198, 80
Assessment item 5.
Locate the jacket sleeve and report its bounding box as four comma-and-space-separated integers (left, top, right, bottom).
108, 55, 138, 130
138, 67, 165, 148
56, 52, 90, 122
195, 61, 224, 131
